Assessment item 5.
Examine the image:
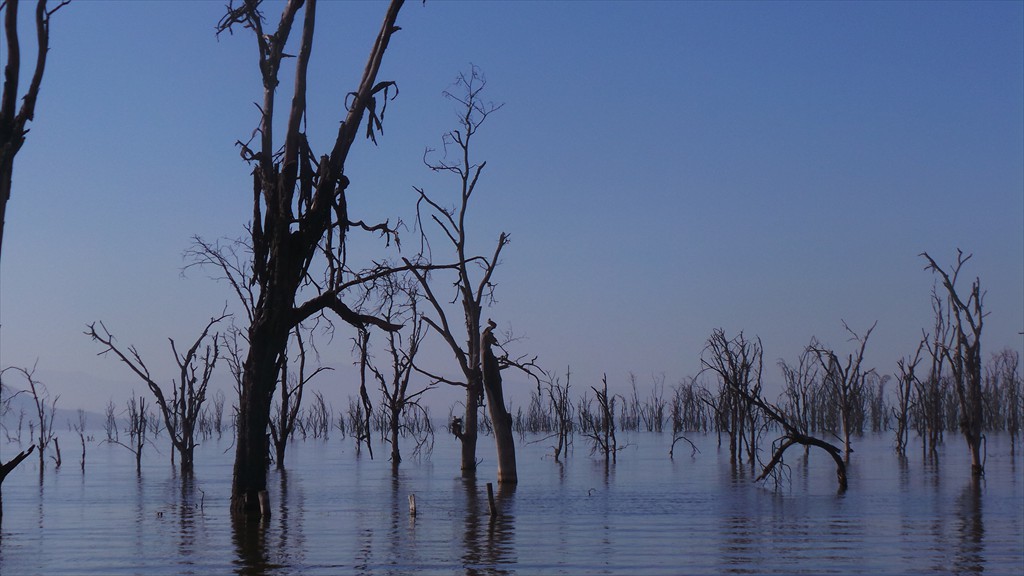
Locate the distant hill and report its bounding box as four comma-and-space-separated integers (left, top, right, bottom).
1, 387, 104, 437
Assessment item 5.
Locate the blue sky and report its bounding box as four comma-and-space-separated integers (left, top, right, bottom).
1, 0, 1022, 415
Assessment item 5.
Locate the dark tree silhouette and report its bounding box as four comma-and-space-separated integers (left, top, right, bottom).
405, 68, 518, 483
0, 0, 68, 260
811, 321, 877, 459
700, 329, 763, 469
922, 249, 987, 478
363, 274, 433, 469
87, 314, 227, 475
215, 0, 407, 515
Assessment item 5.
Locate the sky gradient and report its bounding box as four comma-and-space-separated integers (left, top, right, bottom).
1, 0, 1022, 415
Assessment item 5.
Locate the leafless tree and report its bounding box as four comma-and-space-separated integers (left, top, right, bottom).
893, 341, 924, 456
986, 349, 1021, 451
86, 313, 227, 475
779, 345, 821, 434
811, 321, 877, 459
0, 376, 34, 521
363, 274, 433, 469
0, 379, 24, 441
671, 376, 710, 434
269, 326, 331, 469
103, 399, 118, 442
211, 390, 226, 439
215, 0, 409, 515
916, 292, 952, 455
542, 367, 574, 462
0, 0, 69, 260
104, 393, 148, 476
700, 329, 764, 469
734, 377, 848, 493
2, 364, 58, 471
72, 408, 87, 473
922, 250, 987, 477
580, 375, 620, 464
405, 67, 518, 482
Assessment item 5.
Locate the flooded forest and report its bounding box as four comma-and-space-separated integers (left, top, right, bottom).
1, 0, 1022, 574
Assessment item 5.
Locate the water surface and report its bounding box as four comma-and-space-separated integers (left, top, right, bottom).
1, 432, 1021, 574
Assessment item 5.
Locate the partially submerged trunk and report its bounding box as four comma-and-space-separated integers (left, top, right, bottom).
217, 0, 406, 516
922, 250, 986, 478
482, 322, 516, 484
231, 315, 290, 515
461, 374, 481, 478
0, 445, 34, 521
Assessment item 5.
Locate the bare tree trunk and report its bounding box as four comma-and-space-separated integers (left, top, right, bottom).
482, 322, 516, 484
922, 250, 986, 478
232, 328, 286, 514
87, 315, 224, 477
216, 0, 407, 515
0, 0, 68, 260
462, 376, 481, 477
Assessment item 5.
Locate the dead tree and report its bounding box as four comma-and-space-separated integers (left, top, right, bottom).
922, 250, 987, 478
893, 341, 924, 456
779, 345, 821, 435
406, 67, 514, 481
269, 326, 331, 470
104, 393, 148, 476
581, 375, 619, 463
917, 291, 951, 455
811, 321, 877, 459
2, 364, 58, 471
0, 0, 68, 260
542, 367, 574, 462
481, 320, 517, 483
741, 383, 848, 492
72, 408, 87, 473
0, 375, 34, 522
0, 443, 33, 521
986, 349, 1021, 452
700, 329, 764, 469
364, 274, 433, 469
86, 313, 227, 475
215, 0, 409, 515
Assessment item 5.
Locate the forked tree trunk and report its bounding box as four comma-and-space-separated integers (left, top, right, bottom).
219, 0, 406, 515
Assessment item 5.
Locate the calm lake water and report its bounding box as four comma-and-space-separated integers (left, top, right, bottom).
0, 431, 1021, 575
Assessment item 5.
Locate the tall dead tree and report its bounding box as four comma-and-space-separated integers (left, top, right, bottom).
215, 0, 407, 515
917, 291, 951, 455
2, 364, 57, 471
700, 329, 764, 469
922, 250, 986, 478
811, 321, 876, 459
893, 341, 924, 456
86, 314, 226, 475
0, 362, 38, 516
0, 0, 67, 260
364, 274, 433, 469
405, 68, 516, 482
481, 319, 517, 483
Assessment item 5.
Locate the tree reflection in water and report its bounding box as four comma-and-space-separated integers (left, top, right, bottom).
953, 479, 985, 575
462, 478, 516, 575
